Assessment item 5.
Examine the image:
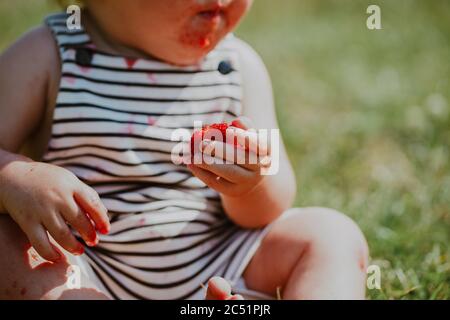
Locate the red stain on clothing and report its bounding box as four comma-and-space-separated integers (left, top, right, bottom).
63, 76, 76, 85
20, 288, 27, 296
147, 116, 156, 126
80, 66, 91, 74
213, 102, 223, 112
146, 73, 157, 83
125, 58, 138, 69
126, 123, 134, 134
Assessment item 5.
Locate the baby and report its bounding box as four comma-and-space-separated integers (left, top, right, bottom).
0, 0, 369, 300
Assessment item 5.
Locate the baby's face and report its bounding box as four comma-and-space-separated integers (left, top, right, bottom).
86, 0, 253, 65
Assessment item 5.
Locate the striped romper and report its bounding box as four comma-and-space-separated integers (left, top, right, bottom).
43, 13, 272, 299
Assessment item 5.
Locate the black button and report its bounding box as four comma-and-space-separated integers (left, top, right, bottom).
75, 48, 93, 66
218, 60, 233, 75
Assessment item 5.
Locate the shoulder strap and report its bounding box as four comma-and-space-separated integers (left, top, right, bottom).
45, 12, 92, 54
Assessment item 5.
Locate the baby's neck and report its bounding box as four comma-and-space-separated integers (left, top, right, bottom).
82, 10, 155, 60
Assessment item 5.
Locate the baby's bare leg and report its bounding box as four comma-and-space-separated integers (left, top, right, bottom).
243, 207, 369, 300
0, 215, 109, 300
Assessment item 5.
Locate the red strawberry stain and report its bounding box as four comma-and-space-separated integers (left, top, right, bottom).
125, 58, 138, 69
147, 73, 157, 83
126, 123, 134, 134
147, 116, 156, 126
179, 31, 211, 49
63, 76, 76, 85
198, 37, 210, 48
80, 66, 91, 74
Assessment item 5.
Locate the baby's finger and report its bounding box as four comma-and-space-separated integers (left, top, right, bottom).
42, 212, 85, 255
194, 154, 253, 183
74, 186, 110, 234
206, 276, 232, 300
187, 164, 234, 194
200, 139, 248, 164
239, 154, 272, 172
200, 140, 262, 172
62, 201, 98, 247
26, 224, 61, 262
231, 117, 253, 130
231, 127, 270, 156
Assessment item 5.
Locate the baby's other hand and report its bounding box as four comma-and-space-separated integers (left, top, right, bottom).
0, 160, 110, 262
205, 276, 244, 300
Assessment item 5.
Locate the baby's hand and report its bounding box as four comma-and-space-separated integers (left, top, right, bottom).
188, 118, 271, 197
0, 160, 110, 262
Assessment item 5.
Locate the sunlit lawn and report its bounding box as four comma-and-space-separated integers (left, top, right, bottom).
1, 0, 449, 299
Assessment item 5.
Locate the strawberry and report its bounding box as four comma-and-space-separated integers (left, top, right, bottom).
190, 122, 240, 155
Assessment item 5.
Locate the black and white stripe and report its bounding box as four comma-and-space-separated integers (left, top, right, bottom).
44, 13, 267, 300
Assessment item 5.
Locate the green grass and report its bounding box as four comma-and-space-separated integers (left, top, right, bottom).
1, 0, 449, 299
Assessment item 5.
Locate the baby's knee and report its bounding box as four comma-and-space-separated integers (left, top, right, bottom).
281, 207, 369, 265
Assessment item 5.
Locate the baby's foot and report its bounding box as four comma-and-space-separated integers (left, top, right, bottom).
205, 276, 244, 300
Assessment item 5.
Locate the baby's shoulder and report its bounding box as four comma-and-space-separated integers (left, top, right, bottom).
0, 25, 61, 153
0, 25, 60, 89
2, 25, 58, 68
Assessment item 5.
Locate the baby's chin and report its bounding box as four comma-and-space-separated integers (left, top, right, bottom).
158, 34, 227, 66
162, 48, 216, 67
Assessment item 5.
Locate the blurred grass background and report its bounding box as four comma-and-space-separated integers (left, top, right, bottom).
0, 0, 449, 299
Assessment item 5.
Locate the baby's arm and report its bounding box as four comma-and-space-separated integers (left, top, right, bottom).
188, 40, 297, 228
0, 28, 50, 153
220, 40, 297, 227
0, 27, 110, 261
